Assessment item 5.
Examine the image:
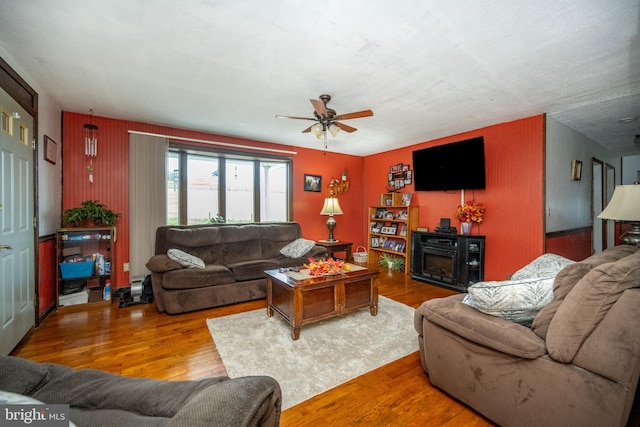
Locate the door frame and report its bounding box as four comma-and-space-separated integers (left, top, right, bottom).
591, 157, 608, 254
0, 56, 40, 325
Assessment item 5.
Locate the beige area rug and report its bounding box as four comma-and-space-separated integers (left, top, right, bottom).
206, 296, 419, 410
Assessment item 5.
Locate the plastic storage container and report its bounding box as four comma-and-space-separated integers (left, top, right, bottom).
59, 261, 94, 279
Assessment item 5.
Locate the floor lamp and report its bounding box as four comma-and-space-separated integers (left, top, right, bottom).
597, 184, 640, 245
320, 197, 343, 242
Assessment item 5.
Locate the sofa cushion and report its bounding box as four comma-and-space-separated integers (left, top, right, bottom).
511, 253, 576, 281
228, 260, 279, 281
280, 238, 316, 258
423, 297, 547, 358
0, 356, 50, 395
462, 277, 555, 326
531, 245, 640, 339
168, 248, 205, 269
547, 250, 640, 363
220, 225, 263, 265
162, 265, 235, 290
167, 227, 224, 247
260, 223, 302, 258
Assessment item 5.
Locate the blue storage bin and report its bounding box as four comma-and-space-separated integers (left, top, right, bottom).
60, 261, 94, 279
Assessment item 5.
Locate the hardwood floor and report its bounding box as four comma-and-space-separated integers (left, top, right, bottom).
12, 268, 495, 426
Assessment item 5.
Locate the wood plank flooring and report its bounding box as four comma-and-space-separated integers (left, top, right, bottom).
11, 268, 495, 426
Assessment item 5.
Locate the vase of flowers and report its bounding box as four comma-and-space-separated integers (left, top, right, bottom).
456, 200, 485, 234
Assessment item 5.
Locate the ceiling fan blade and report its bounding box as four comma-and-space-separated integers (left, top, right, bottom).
301, 125, 314, 133
332, 109, 374, 121
334, 121, 358, 133
275, 115, 316, 121
310, 99, 327, 116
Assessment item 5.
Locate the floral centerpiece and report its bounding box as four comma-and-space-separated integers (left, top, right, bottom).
304, 258, 351, 276
456, 200, 485, 223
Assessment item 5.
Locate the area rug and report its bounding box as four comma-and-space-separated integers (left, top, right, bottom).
206, 296, 418, 410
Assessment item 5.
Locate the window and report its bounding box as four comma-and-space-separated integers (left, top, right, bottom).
19, 122, 28, 145
167, 147, 292, 225
1, 109, 12, 135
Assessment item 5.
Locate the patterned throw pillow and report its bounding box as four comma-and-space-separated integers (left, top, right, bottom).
511, 253, 575, 281
280, 238, 316, 258
167, 248, 205, 269
462, 277, 555, 326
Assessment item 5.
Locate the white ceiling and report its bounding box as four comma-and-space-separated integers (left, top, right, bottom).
1, 0, 639, 156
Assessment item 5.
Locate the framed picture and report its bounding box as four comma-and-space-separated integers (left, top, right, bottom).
304, 174, 322, 192
44, 135, 57, 165
571, 160, 582, 181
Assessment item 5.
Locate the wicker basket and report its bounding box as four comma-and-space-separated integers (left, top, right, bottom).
352, 246, 368, 263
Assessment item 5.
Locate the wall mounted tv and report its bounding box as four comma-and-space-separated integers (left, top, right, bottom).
412, 136, 486, 191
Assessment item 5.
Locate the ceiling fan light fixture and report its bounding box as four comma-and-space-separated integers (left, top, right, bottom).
328, 124, 340, 137
311, 123, 324, 139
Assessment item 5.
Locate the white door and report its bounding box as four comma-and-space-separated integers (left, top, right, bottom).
0, 87, 35, 355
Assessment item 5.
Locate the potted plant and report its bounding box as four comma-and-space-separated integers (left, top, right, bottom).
378, 253, 405, 271
61, 200, 121, 227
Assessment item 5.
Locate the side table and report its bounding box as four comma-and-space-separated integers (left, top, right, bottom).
316, 241, 353, 262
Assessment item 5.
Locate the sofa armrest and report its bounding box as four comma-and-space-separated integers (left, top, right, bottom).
146, 254, 183, 273
305, 245, 329, 259
417, 296, 546, 359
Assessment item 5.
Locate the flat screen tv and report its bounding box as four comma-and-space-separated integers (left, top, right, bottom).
412, 137, 486, 191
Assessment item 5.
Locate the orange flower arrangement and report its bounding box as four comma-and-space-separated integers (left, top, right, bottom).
304, 258, 350, 275
456, 200, 485, 223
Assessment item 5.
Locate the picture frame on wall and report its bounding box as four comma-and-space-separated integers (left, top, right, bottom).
571, 160, 582, 181
304, 174, 322, 192
44, 135, 57, 165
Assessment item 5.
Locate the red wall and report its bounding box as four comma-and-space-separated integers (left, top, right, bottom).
62, 112, 365, 288
38, 237, 56, 316
364, 115, 545, 280
62, 112, 544, 287
545, 229, 592, 261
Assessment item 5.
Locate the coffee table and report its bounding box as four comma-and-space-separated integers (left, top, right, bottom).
265, 266, 380, 340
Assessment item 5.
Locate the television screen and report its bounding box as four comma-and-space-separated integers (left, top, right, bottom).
412, 137, 486, 191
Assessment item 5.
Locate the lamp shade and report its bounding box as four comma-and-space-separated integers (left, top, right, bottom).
598, 185, 640, 221
320, 197, 343, 215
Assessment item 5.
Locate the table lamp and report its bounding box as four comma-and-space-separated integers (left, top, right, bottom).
320, 197, 343, 242
597, 183, 640, 245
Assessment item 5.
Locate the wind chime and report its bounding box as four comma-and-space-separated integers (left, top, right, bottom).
84, 109, 98, 183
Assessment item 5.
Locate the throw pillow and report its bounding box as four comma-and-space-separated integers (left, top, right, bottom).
462, 277, 555, 326
280, 238, 316, 258
167, 248, 205, 269
511, 253, 575, 281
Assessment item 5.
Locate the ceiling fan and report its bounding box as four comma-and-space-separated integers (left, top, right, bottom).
276, 94, 373, 146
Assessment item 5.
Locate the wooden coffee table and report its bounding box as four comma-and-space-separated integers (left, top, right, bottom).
265, 266, 380, 340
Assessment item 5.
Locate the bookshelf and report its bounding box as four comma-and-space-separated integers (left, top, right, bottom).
367, 204, 418, 274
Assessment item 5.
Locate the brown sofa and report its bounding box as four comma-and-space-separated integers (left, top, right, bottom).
415, 245, 640, 427
146, 222, 327, 314
0, 356, 281, 427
